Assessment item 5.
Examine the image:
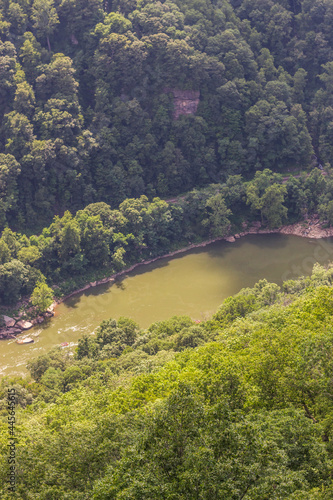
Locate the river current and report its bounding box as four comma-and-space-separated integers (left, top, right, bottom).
2, 233, 333, 377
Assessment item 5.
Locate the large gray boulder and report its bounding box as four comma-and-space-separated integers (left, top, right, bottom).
16, 320, 33, 330
3, 315, 15, 327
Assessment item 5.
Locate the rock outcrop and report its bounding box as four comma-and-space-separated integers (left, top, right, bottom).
225, 236, 236, 242
164, 88, 200, 119
279, 215, 333, 238
3, 315, 15, 327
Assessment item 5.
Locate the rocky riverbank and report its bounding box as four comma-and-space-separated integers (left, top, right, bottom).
1, 215, 332, 340
0, 308, 55, 340
54, 215, 333, 302
279, 215, 333, 238
238, 215, 333, 239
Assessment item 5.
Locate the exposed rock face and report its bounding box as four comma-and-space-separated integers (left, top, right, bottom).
6, 328, 22, 334
0, 331, 15, 339
164, 88, 200, 119
279, 216, 333, 238
70, 34, 78, 45
3, 315, 15, 327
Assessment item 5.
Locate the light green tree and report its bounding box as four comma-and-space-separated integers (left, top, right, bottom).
111, 247, 126, 270
202, 193, 232, 237
31, 282, 53, 313
260, 184, 288, 228
17, 246, 41, 266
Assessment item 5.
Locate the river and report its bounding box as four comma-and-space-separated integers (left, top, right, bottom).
2, 233, 333, 377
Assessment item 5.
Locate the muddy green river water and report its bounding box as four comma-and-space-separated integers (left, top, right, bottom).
2, 233, 333, 377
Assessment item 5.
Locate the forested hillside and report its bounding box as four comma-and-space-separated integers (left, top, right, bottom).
1, 265, 333, 498
2, 2, 333, 497
0, 0, 333, 230
2, 167, 333, 307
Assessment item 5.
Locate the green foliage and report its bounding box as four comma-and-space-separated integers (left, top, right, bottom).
202, 192, 232, 237
26, 346, 71, 381
246, 169, 288, 227
31, 281, 53, 313
0, 166, 331, 304
0, 0, 330, 231
17, 245, 41, 265
1, 0, 333, 492
0, 259, 30, 304
76, 317, 141, 360
0, 238, 10, 264
32, 0, 59, 51
0, 153, 20, 227
2, 266, 333, 497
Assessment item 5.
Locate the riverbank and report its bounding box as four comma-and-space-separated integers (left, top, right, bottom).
1, 215, 332, 340
279, 216, 333, 238
55, 214, 333, 301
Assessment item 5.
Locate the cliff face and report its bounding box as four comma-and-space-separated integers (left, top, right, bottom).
164, 89, 200, 119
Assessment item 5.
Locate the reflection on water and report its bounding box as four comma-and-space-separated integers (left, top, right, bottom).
1, 233, 333, 377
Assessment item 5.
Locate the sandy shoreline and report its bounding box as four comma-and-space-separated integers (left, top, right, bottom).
1, 215, 332, 340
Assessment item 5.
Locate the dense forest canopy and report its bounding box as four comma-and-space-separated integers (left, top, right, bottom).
2, 266, 333, 498
2, 1, 333, 498
0, 0, 332, 230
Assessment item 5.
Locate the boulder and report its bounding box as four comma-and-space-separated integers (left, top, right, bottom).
6, 328, 22, 335
225, 236, 236, 243
0, 332, 15, 339
100, 277, 110, 284
3, 315, 15, 327
234, 234, 240, 239
16, 320, 33, 330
